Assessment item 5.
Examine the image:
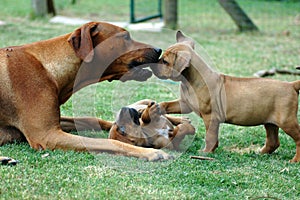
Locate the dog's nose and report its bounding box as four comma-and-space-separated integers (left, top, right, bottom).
154, 48, 162, 55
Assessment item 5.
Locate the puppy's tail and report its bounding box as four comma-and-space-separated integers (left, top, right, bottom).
292, 80, 300, 91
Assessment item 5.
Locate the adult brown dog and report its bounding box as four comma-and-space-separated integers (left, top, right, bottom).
0, 21, 172, 162
109, 100, 195, 150
150, 31, 300, 162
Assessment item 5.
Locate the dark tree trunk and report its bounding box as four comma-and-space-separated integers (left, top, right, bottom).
31, 0, 56, 17
47, 0, 56, 16
164, 0, 178, 30
218, 0, 258, 32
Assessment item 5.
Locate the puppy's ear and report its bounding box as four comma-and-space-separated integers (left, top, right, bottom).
176, 31, 195, 49
68, 22, 99, 62
129, 108, 140, 125
173, 50, 191, 78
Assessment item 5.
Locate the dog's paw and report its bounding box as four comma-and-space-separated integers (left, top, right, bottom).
0, 156, 19, 166
144, 149, 174, 162
200, 147, 216, 153
289, 155, 300, 163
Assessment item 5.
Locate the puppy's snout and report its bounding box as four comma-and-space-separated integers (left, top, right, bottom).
149, 101, 155, 107
154, 48, 162, 55
119, 126, 126, 136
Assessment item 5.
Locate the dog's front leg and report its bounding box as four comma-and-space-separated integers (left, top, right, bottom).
44, 130, 172, 161
202, 117, 220, 152
159, 99, 192, 114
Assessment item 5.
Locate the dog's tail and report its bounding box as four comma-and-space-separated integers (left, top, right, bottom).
292, 80, 300, 91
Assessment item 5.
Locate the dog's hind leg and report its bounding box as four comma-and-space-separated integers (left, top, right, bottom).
0, 127, 24, 165
260, 123, 280, 154
0, 126, 26, 146
280, 121, 300, 163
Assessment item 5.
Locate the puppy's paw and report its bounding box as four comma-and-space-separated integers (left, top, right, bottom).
289, 155, 300, 163
200, 146, 217, 153
148, 102, 161, 119
181, 116, 192, 124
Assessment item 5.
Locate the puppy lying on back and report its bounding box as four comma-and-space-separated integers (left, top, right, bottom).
109, 100, 195, 150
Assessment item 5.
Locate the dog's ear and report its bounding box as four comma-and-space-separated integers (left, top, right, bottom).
173, 50, 191, 77
128, 108, 140, 125
118, 107, 140, 125
176, 31, 195, 49
68, 22, 99, 62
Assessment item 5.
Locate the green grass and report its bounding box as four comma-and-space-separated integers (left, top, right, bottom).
1, 0, 300, 199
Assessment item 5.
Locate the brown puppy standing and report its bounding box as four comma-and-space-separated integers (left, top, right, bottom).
0, 21, 172, 162
151, 31, 300, 162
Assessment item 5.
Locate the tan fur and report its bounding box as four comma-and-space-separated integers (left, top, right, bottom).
108, 100, 195, 150
151, 31, 300, 162
0, 22, 172, 162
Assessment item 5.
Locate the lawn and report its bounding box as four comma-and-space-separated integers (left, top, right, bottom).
1, 0, 300, 199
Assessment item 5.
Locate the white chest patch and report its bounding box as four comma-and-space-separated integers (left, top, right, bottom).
155, 125, 171, 139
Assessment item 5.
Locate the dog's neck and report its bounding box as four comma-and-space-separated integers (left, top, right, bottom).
24, 34, 82, 104
23, 34, 122, 104
181, 51, 220, 88
181, 50, 226, 121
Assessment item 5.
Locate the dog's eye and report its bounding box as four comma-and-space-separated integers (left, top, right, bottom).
124, 33, 130, 40
162, 59, 169, 65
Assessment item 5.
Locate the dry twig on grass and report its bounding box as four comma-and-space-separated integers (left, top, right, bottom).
253, 68, 300, 77
190, 156, 215, 161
